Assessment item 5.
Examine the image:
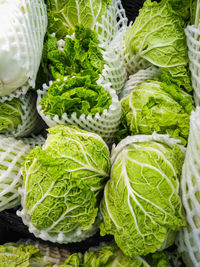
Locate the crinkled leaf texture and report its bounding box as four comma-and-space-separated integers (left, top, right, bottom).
120, 79, 194, 146
46, 0, 111, 39
18, 125, 110, 243
100, 134, 186, 257
125, 0, 192, 92
0, 243, 42, 267
60, 244, 150, 267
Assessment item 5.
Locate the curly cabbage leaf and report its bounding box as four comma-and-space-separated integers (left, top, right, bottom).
125, 0, 192, 92
21, 125, 110, 243
46, 0, 111, 39
0, 98, 23, 133
120, 80, 194, 145
46, 26, 105, 82
100, 139, 186, 257
0, 243, 42, 267
40, 75, 112, 118
60, 244, 150, 267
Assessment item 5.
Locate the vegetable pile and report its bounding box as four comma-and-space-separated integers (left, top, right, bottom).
1, 0, 200, 266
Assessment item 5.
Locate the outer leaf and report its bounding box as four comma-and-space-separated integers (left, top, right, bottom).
125, 0, 192, 92
46, 0, 111, 39
21, 125, 110, 243
120, 80, 194, 145
100, 137, 186, 257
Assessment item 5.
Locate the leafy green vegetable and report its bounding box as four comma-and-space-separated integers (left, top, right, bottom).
100, 137, 186, 257
168, 0, 191, 23
46, 26, 105, 82
0, 98, 23, 133
46, 0, 111, 39
60, 244, 150, 266
125, 0, 192, 92
0, 243, 42, 267
40, 75, 112, 118
120, 79, 194, 145
21, 125, 110, 243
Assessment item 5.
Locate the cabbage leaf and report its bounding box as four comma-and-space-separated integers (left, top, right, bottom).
100, 138, 186, 257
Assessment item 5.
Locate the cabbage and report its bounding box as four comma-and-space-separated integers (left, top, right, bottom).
124, 0, 192, 92
46, 0, 111, 39
0, 0, 47, 96
120, 80, 194, 145
60, 244, 150, 267
18, 125, 110, 243
100, 134, 186, 257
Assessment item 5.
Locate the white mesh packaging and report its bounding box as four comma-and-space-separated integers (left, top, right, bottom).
185, 25, 200, 105
0, 136, 30, 212
94, 0, 128, 46
20, 135, 46, 149
37, 80, 121, 145
176, 107, 200, 267
5, 92, 44, 138
120, 66, 161, 99
0, 0, 47, 97
111, 26, 152, 76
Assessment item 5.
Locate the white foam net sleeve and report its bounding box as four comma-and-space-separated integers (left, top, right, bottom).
0, 137, 30, 212
20, 135, 46, 149
120, 66, 161, 99
0, 0, 47, 97
0, 84, 30, 103
5, 92, 44, 138
111, 27, 151, 76
176, 107, 200, 267
37, 81, 121, 145
185, 25, 200, 105
17, 239, 70, 266
94, 0, 128, 47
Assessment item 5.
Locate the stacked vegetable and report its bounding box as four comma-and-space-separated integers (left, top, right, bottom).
0, 0, 200, 266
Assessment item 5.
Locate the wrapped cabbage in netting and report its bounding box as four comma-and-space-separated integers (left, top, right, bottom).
0, 0, 47, 99
0, 92, 44, 138
17, 125, 111, 244
100, 133, 186, 258
176, 107, 200, 267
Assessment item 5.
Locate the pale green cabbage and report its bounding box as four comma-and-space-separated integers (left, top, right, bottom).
100, 135, 186, 257
20, 125, 110, 243
125, 0, 192, 92
120, 79, 194, 145
46, 0, 111, 39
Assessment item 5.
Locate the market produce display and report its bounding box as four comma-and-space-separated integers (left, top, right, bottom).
0, 0, 200, 266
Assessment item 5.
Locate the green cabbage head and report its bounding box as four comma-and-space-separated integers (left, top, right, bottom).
100, 134, 186, 257
19, 125, 110, 243
120, 80, 194, 146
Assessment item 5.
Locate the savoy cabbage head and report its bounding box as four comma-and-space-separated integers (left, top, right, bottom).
120, 79, 194, 146
18, 125, 110, 243
125, 0, 192, 92
100, 134, 186, 257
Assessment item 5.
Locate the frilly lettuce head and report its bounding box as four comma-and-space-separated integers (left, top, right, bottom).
20, 125, 110, 243
46, 0, 111, 39
0, 243, 43, 267
60, 244, 151, 267
100, 135, 186, 257
125, 0, 192, 92
120, 80, 194, 146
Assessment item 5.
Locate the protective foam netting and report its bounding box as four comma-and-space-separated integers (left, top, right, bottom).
18, 239, 70, 265
37, 81, 121, 145
120, 66, 161, 99
5, 92, 44, 138
111, 26, 151, 75
176, 107, 200, 267
0, 0, 47, 99
0, 137, 30, 212
185, 25, 200, 105
20, 135, 46, 149
94, 0, 128, 47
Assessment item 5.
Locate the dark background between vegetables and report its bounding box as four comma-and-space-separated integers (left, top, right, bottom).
0, 1, 180, 263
